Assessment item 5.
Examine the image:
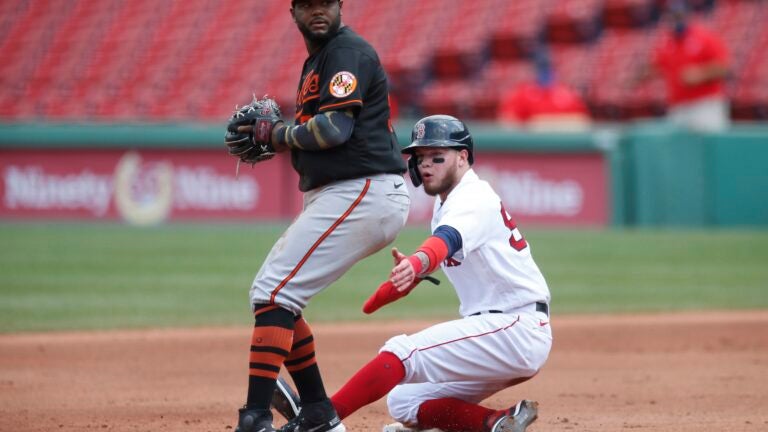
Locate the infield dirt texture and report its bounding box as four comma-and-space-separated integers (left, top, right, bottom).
2, 225, 767, 430
2, 311, 767, 432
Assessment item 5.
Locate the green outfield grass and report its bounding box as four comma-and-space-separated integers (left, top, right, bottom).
1, 223, 767, 333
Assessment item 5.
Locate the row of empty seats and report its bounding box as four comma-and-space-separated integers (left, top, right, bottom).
418, 0, 767, 120
0, 0, 765, 122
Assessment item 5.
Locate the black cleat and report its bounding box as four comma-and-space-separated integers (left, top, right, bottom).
236, 406, 277, 432
279, 398, 346, 432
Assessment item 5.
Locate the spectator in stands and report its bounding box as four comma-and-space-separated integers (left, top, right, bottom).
635, 1, 730, 132
497, 48, 591, 132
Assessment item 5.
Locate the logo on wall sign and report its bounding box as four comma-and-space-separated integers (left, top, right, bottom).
114, 152, 173, 226
415, 123, 426, 139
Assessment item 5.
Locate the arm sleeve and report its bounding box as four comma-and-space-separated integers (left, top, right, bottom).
276, 109, 355, 151
432, 225, 462, 258
410, 235, 449, 275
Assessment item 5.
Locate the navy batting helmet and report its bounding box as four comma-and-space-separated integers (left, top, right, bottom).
402, 115, 474, 186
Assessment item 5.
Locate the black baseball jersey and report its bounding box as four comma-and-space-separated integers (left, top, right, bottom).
292, 26, 406, 192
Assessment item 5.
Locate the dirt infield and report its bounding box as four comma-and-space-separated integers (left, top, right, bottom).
2, 311, 767, 432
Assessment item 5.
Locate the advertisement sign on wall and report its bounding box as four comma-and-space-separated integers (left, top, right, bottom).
0, 149, 300, 225
406, 152, 608, 226
1, 149, 607, 226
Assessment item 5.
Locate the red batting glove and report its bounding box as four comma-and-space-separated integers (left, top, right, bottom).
362, 276, 440, 314
362, 279, 419, 314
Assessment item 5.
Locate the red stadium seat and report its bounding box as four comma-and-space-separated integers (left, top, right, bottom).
0, 0, 765, 122
489, 0, 549, 60
545, 0, 602, 44
602, 0, 656, 29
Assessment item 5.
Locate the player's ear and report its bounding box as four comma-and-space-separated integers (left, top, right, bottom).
459, 149, 469, 166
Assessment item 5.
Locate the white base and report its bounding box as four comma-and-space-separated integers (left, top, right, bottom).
381, 422, 444, 432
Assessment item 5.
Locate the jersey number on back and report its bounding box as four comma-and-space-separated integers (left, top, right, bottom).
500, 202, 528, 251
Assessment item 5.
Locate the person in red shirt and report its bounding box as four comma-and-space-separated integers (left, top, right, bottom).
498, 48, 591, 132
637, 1, 730, 132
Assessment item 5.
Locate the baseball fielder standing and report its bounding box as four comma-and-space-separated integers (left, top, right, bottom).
223, 1, 409, 431
275, 115, 552, 432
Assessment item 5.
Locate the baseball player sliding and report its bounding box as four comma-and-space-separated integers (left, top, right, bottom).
274, 115, 552, 432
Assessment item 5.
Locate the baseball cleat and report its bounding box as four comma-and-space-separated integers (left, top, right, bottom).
489, 400, 539, 432
272, 376, 301, 421
279, 398, 345, 432
235, 406, 277, 432
381, 422, 444, 432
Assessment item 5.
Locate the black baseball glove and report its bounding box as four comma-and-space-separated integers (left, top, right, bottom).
225, 96, 283, 165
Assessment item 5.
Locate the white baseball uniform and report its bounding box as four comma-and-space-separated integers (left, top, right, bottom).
381, 169, 552, 425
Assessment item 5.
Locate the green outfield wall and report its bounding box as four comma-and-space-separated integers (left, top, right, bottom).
619, 125, 768, 226
1, 121, 766, 227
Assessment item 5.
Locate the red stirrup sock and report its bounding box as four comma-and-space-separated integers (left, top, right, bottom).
416, 398, 495, 432
331, 351, 405, 420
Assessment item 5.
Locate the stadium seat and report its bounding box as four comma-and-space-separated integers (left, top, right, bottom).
586, 28, 665, 120
602, 0, 657, 29
489, 0, 549, 60
544, 0, 602, 44
0, 0, 765, 123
